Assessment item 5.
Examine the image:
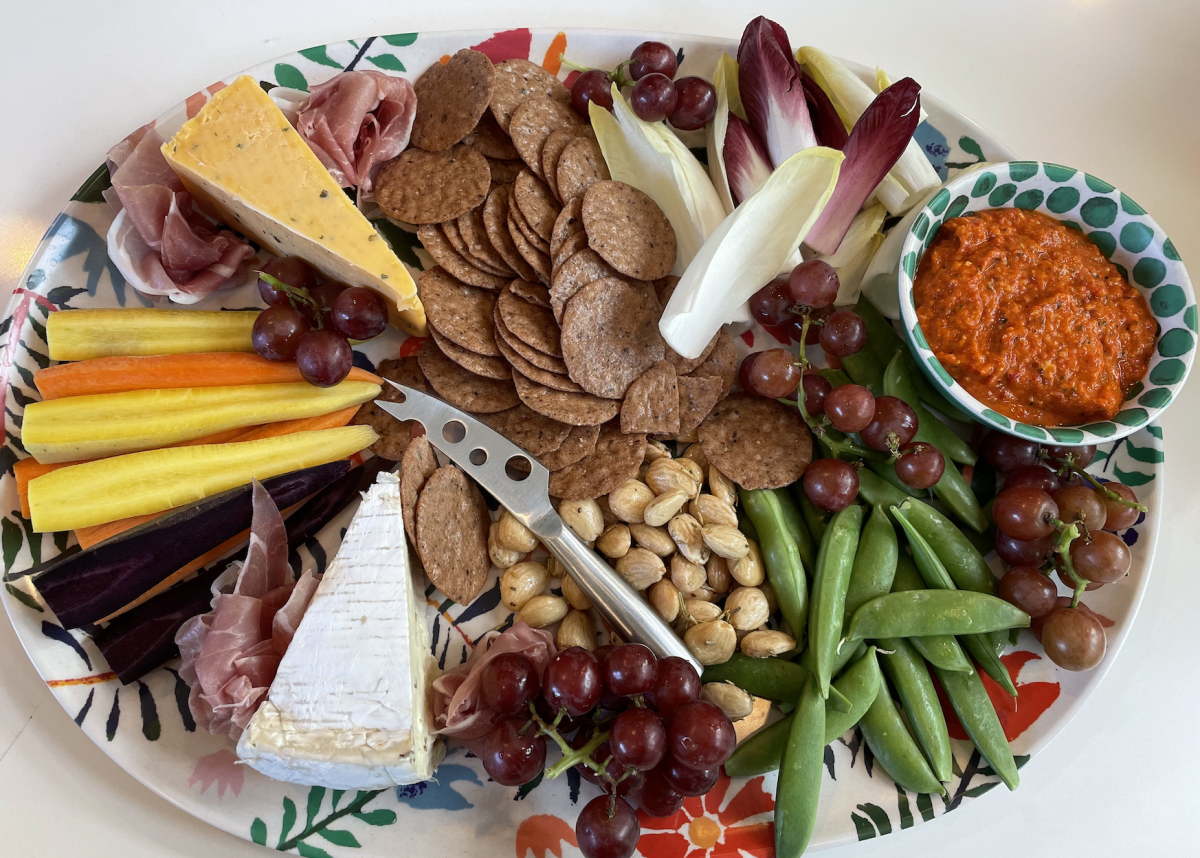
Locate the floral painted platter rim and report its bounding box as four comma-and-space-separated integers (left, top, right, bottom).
0, 26, 1163, 858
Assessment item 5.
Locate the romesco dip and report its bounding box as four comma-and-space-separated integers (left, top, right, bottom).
913, 208, 1157, 426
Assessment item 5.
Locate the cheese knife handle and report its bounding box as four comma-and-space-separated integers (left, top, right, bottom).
539, 522, 700, 672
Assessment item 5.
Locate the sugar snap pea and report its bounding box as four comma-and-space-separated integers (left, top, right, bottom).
737, 504, 760, 543
810, 504, 863, 697
961, 633, 1017, 697
775, 673, 826, 858
878, 637, 952, 783
935, 664, 1020, 790
774, 488, 817, 573
889, 554, 974, 673
702, 652, 805, 702
857, 467, 911, 509
844, 505, 899, 622
859, 681, 946, 795
818, 367, 853, 388
839, 344, 885, 393
866, 458, 924, 498
931, 458, 988, 533
845, 590, 1031, 642
791, 485, 830, 545
895, 498, 997, 596
883, 352, 977, 466
741, 488, 808, 642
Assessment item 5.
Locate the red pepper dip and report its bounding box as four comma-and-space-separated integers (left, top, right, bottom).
913, 208, 1157, 426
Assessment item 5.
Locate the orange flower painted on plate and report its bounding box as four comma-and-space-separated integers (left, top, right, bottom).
542, 33, 568, 75
516, 814, 577, 858
637, 772, 775, 858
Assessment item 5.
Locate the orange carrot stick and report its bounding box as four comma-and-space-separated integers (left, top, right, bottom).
34, 352, 382, 400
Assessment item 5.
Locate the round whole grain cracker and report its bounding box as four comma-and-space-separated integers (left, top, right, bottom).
351, 356, 428, 461
513, 169, 562, 242
418, 337, 519, 413
495, 333, 582, 393
497, 284, 562, 357
550, 195, 585, 259
685, 329, 737, 399
512, 371, 621, 427
429, 324, 512, 380
697, 393, 813, 491
508, 279, 551, 309
654, 274, 680, 308
542, 126, 595, 202
494, 306, 568, 373
509, 97, 583, 178
411, 49, 495, 152
548, 422, 647, 500
552, 230, 590, 274
620, 361, 681, 436
440, 218, 472, 260
400, 435, 439, 542
441, 218, 508, 277
549, 247, 617, 321
557, 137, 611, 205
483, 185, 538, 281
509, 198, 550, 253
464, 110, 519, 160
536, 423, 600, 471
419, 266, 501, 356
582, 181, 677, 280
561, 277, 666, 399
487, 157, 525, 186
418, 224, 509, 291
490, 59, 572, 132
478, 404, 573, 456
675, 374, 725, 438
506, 209, 552, 283
377, 145, 490, 224
416, 465, 491, 605
457, 205, 514, 275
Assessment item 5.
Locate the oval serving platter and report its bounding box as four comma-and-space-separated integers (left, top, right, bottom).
0, 27, 1163, 857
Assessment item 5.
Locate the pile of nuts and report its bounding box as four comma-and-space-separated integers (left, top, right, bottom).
484, 439, 797, 668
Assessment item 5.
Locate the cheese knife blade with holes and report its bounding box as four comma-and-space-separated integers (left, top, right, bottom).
375, 383, 699, 670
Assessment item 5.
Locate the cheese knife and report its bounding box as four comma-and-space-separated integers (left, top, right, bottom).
375, 384, 701, 671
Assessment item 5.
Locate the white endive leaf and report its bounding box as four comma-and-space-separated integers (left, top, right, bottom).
874, 67, 928, 123
706, 53, 738, 216
814, 203, 886, 304
660, 147, 844, 358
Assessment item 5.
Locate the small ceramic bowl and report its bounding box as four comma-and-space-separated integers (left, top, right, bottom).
896, 160, 1195, 444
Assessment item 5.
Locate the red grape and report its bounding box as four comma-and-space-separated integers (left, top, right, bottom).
610, 707, 667, 771
543, 647, 602, 717
481, 717, 546, 786
629, 41, 678, 80
981, 432, 1040, 474
742, 348, 800, 398
1053, 486, 1107, 531
748, 277, 793, 326
803, 458, 859, 512
895, 443, 945, 490
296, 329, 353, 387
630, 73, 678, 122
307, 282, 347, 328
572, 69, 614, 115
824, 384, 875, 433
660, 756, 719, 796
787, 260, 839, 309
1041, 607, 1105, 671
999, 566, 1058, 618
1042, 444, 1097, 469
1031, 596, 1100, 639
994, 530, 1055, 566
737, 353, 760, 392
258, 256, 317, 306
1003, 465, 1064, 494
636, 768, 685, 817
669, 77, 717, 130
649, 656, 700, 717
582, 740, 644, 795
481, 652, 540, 717
993, 486, 1059, 540
819, 311, 867, 357
331, 286, 388, 340
1070, 531, 1131, 583
576, 795, 640, 858
802, 372, 832, 416
252, 306, 311, 361
594, 644, 618, 666
604, 644, 658, 697
1100, 483, 1140, 531
1056, 563, 1101, 591
668, 700, 735, 770
859, 396, 919, 451
786, 305, 834, 344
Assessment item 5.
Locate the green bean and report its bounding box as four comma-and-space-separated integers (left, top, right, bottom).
878, 637, 952, 783
810, 505, 863, 697
934, 665, 1020, 790
866, 459, 923, 498
845, 590, 1031, 642
883, 352, 977, 466
702, 653, 806, 702
844, 505, 899, 622
741, 489, 808, 641
792, 484, 829, 545
857, 468, 911, 509
818, 367, 853, 388
859, 682, 945, 795
896, 499, 997, 595
889, 554, 974, 672
840, 345, 885, 393
774, 488, 817, 573
775, 674, 826, 858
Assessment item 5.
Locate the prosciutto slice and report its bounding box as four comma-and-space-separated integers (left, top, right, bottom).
105, 123, 255, 303
295, 71, 416, 196
175, 482, 320, 741
431, 622, 557, 741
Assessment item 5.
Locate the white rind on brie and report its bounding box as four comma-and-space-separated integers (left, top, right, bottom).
237, 471, 444, 788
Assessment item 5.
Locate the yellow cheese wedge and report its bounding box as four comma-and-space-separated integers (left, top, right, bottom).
161, 76, 426, 336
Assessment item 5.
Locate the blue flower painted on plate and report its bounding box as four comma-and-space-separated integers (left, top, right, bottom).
914, 123, 950, 180
395, 763, 482, 811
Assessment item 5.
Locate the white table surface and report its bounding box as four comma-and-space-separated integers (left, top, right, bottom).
2, 1, 1198, 856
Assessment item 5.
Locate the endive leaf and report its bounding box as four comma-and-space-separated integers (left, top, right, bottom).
660, 147, 844, 358
738, 17, 818, 169
707, 53, 739, 215
814, 203, 887, 304
724, 114, 774, 206
875, 66, 928, 123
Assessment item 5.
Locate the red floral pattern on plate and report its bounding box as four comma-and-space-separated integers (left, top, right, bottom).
637, 772, 775, 858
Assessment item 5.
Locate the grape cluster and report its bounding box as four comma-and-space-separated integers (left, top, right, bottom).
984, 435, 1142, 672
252, 257, 388, 386
570, 41, 718, 131
478, 644, 734, 858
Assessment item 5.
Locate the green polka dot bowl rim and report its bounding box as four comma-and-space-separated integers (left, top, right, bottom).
896, 160, 1195, 445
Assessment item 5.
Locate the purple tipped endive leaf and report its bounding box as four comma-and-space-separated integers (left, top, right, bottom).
802, 71, 848, 150
724, 114, 775, 206
805, 77, 923, 255
736, 16, 817, 169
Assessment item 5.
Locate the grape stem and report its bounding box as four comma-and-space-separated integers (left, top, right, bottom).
1053, 521, 1088, 608
557, 55, 637, 89
255, 271, 324, 329
527, 702, 612, 781
1042, 452, 1147, 513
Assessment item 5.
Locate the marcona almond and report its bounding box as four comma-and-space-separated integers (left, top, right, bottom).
643, 490, 689, 527
595, 524, 632, 559
629, 523, 677, 557
545, 555, 567, 578
616, 548, 665, 590
725, 586, 770, 631
489, 522, 524, 569
609, 479, 655, 524
683, 599, 723, 625
702, 524, 750, 560
759, 581, 778, 615
500, 561, 550, 611
690, 494, 738, 528
596, 494, 618, 527
680, 442, 709, 475
700, 682, 755, 720
496, 509, 538, 553
561, 573, 593, 611
676, 457, 704, 491
741, 630, 796, 658
557, 609, 596, 650
670, 554, 707, 594
644, 438, 672, 463
684, 619, 737, 665
637, 462, 650, 481
668, 513, 709, 564
706, 554, 732, 594
517, 594, 568, 628
676, 428, 699, 444
731, 538, 765, 587
559, 498, 604, 542
708, 465, 738, 508
645, 457, 699, 498
648, 579, 681, 623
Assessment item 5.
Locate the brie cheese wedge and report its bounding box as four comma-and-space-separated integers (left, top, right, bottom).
237, 471, 444, 787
